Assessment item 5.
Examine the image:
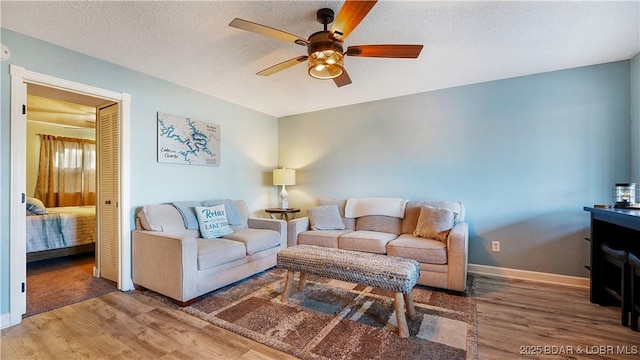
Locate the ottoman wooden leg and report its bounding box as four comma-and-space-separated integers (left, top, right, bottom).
298, 272, 308, 290
404, 292, 416, 319
281, 270, 294, 302
394, 292, 410, 338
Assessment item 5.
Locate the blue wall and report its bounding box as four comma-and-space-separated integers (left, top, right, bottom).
0, 29, 280, 315
279, 61, 632, 278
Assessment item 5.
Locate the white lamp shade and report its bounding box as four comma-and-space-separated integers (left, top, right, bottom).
273, 169, 295, 186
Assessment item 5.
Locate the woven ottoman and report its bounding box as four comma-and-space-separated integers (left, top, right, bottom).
277, 245, 420, 337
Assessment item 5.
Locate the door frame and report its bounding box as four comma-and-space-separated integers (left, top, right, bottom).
8, 65, 132, 327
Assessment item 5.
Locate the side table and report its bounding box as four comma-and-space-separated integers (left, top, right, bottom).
265, 208, 300, 221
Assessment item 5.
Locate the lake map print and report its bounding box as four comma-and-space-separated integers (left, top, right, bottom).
157, 112, 220, 166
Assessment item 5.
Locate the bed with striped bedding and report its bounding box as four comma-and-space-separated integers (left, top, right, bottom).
26, 206, 96, 262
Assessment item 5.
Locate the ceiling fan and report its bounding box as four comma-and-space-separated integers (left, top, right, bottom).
229, 0, 423, 87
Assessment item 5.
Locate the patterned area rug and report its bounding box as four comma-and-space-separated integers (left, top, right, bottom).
143, 268, 478, 359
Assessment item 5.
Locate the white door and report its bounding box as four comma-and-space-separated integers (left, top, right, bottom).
8, 65, 132, 329
9, 74, 28, 324
97, 103, 119, 282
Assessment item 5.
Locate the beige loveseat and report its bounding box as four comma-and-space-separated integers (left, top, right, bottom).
288, 198, 468, 292
132, 200, 286, 305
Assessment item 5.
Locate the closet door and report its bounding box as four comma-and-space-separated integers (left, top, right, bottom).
97, 103, 119, 283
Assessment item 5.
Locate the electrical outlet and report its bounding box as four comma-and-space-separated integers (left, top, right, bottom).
491, 241, 500, 252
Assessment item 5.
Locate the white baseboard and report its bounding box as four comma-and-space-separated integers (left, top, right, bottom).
1, 312, 12, 329
468, 263, 590, 288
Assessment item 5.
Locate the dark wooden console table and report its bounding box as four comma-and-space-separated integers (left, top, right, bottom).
265, 208, 300, 221
584, 206, 640, 304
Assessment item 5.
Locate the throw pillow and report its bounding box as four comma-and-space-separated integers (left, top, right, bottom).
308, 204, 346, 230
201, 199, 242, 226
413, 205, 455, 242
195, 204, 234, 239
26, 197, 47, 215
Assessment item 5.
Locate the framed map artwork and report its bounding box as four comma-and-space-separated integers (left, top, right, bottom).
157, 112, 220, 166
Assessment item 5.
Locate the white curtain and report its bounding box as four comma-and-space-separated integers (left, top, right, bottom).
35, 135, 96, 207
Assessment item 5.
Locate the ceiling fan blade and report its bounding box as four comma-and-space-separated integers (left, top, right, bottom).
229, 18, 308, 46
333, 70, 352, 87
330, 0, 377, 41
256, 56, 308, 76
346, 44, 424, 58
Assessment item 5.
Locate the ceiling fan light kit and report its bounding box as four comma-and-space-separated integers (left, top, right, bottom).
307, 31, 344, 79
229, 0, 423, 87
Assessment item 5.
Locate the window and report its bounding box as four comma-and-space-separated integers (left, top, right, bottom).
35, 135, 96, 207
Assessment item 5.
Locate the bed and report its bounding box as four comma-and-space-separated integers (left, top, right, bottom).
26, 205, 97, 262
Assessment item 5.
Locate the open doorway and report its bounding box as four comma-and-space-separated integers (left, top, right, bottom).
23, 86, 117, 317
9, 65, 132, 327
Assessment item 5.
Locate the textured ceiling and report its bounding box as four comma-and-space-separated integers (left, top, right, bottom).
2, 1, 639, 117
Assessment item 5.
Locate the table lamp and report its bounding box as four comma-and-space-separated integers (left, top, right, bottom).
273, 168, 295, 209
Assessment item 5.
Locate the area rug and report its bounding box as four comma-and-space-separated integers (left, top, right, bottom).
142, 268, 478, 360
26, 253, 117, 317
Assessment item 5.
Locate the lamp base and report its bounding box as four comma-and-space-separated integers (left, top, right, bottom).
279, 186, 289, 209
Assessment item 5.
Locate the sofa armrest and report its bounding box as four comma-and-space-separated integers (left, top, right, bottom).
287, 217, 310, 247
132, 230, 198, 301
446, 222, 469, 292
248, 217, 287, 248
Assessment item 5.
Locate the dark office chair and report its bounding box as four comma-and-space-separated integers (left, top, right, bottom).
600, 243, 630, 327
628, 252, 640, 331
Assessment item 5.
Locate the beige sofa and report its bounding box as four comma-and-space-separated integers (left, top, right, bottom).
132, 200, 286, 305
287, 198, 468, 292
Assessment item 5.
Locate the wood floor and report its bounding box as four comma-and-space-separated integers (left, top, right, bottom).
1, 274, 638, 359
475, 276, 639, 359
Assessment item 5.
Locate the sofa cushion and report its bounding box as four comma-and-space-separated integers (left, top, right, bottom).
197, 238, 246, 270
195, 205, 234, 239
298, 229, 352, 248
356, 215, 402, 235
171, 201, 204, 230
316, 198, 355, 229
413, 206, 455, 242
230, 200, 250, 230
308, 205, 346, 230
338, 231, 397, 254
222, 228, 280, 255
402, 201, 464, 235
387, 234, 448, 264
138, 204, 200, 236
